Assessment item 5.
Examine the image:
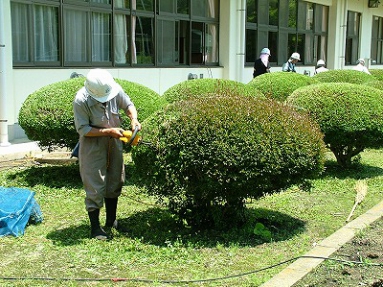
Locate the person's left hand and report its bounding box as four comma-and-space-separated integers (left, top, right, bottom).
131, 118, 142, 131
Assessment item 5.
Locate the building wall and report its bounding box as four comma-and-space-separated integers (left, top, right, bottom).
2, 0, 383, 143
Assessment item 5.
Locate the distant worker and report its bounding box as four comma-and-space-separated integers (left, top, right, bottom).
314, 59, 329, 75
282, 52, 301, 72
253, 48, 271, 78
353, 58, 371, 75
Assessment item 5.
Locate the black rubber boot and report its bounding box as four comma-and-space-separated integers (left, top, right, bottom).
104, 198, 118, 229
88, 209, 108, 240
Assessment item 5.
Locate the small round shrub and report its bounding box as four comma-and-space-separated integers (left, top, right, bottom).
115, 79, 167, 121
163, 78, 263, 103
19, 78, 84, 151
287, 83, 383, 167
132, 95, 326, 229
247, 72, 317, 102
19, 77, 165, 151
370, 69, 383, 81
362, 79, 383, 91
312, 69, 373, 84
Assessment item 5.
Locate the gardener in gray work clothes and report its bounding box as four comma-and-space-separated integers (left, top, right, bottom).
73, 68, 141, 240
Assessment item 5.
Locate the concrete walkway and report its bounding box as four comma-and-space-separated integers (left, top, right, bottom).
1, 141, 383, 286
0, 139, 42, 162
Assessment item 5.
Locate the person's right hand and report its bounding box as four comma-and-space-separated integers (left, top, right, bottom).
104, 128, 124, 138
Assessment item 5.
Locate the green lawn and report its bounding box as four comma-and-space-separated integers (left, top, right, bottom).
0, 150, 382, 287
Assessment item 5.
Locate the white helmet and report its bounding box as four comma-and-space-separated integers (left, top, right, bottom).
317, 59, 325, 66
357, 58, 365, 65
260, 48, 271, 56
290, 52, 301, 61
84, 69, 120, 103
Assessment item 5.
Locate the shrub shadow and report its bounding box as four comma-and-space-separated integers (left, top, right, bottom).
45, 208, 304, 248
116, 207, 305, 248
5, 163, 82, 188
323, 160, 383, 180
46, 223, 90, 246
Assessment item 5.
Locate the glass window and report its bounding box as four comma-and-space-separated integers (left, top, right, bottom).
114, 13, 130, 64
11, 0, 218, 68
246, 0, 327, 66
206, 23, 218, 63
64, 8, 89, 63
115, 0, 129, 9
298, 2, 313, 31
345, 11, 360, 65
269, 0, 278, 26
288, 0, 297, 28
133, 16, 154, 64
191, 22, 204, 64
192, 0, 218, 19
92, 12, 111, 62
11, 2, 59, 64
177, 0, 189, 14
268, 31, 277, 63
11, 2, 30, 63
34, 5, 59, 62
157, 19, 178, 65
160, 0, 175, 13
91, 0, 111, 4
246, 0, 257, 24
133, 0, 154, 12
315, 5, 328, 33
246, 29, 257, 63
371, 16, 383, 65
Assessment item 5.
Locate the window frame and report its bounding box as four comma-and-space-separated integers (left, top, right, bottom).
245, 0, 328, 67
10, 0, 219, 68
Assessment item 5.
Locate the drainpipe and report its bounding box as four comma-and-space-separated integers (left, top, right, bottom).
0, 0, 10, 146
237, 0, 246, 82
339, 0, 347, 70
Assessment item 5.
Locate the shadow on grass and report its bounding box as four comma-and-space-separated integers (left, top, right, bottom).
46, 224, 90, 246
5, 163, 82, 188
45, 207, 305, 248
117, 207, 305, 248
323, 160, 383, 180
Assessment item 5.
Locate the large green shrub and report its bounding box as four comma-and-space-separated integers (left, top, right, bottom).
247, 72, 316, 102
132, 96, 325, 229
163, 78, 263, 103
370, 69, 383, 81
362, 79, 383, 91
312, 69, 373, 84
287, 83, 383, 167
19, 77, 165, 151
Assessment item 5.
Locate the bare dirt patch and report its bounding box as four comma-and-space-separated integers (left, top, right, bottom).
293, 217, 383, 287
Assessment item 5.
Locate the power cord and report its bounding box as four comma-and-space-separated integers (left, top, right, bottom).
0, 255, 382, 284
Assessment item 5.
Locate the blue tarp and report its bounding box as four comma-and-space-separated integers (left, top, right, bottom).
0, 187, 43, 237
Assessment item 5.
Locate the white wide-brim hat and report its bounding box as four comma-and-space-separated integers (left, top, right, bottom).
84, 69, 120, 103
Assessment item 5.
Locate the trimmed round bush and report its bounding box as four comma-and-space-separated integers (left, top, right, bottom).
312, 69, 373, 84
370, 69, 383, 81
163, 78, 263, 103
287, 83, 383, 167
362, 79, 383, 90
19, 77, 165, 151
247, 72, 317, 102
19, 78, 83, 151
132, 95, 326, 229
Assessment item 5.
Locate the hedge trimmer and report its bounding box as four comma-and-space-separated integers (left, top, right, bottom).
71, 126, 150, 158
119, 125, 152, 147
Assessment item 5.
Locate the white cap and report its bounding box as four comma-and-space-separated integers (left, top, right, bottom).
84, 69, 120, 103
317, 59, 325, 66
357, 58, 365, 65
260, 48, 271, 56
291, 52, 301, 61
